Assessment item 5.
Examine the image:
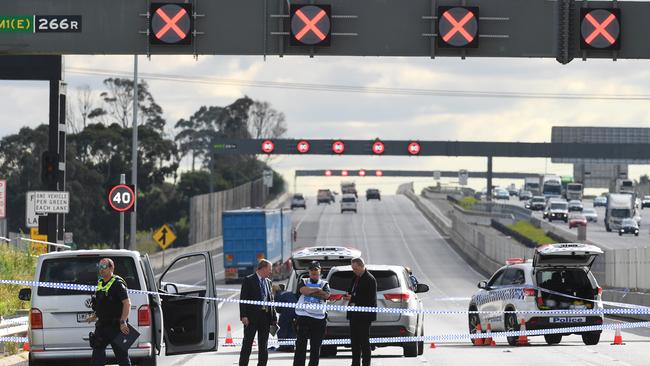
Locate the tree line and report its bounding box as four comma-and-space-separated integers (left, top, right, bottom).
0, 78, 287, 247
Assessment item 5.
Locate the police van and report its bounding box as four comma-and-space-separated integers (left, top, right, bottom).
468, 243, 604, 346
18, 249, 219, 366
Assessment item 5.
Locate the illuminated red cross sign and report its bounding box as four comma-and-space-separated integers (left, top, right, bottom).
437, 6, 479, 48
372, 141, 385, 155
261, 140, 275, 154
150, 3, 193, 45
407, 141, 421, 155
332, 140, 345, 154
296, 140, 311, 154
290, 5, 332, 46
580, 8, 621, 50
358, 169, 366, 177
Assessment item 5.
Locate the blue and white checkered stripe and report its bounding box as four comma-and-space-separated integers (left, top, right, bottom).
3, 279, 650, 317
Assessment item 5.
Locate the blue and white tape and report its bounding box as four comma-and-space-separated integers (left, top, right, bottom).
3, 279, 650, 317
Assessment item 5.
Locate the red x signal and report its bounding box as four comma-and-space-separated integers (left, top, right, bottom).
156, 7, 187, 39
295, 9, 327, 41
585, 13, 615, 44
442, 11, 474, 43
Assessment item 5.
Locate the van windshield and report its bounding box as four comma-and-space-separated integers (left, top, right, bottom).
342, 197, 356, 203
38, 256, 140, 296
551, 203, 567, 210
611, 209, 631, 218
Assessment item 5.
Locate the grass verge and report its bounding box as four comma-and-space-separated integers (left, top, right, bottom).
507, 221, 555, 245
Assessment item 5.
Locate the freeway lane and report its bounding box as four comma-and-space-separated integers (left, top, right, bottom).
152, 195, 650, 366
505, 197, 649, 250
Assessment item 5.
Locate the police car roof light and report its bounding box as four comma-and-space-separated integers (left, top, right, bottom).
505, 258, 525, 265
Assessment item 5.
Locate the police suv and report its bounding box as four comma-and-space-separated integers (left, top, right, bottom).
19, 249, 219, 366
468, 243, 604, 346
286, 246, 362, 293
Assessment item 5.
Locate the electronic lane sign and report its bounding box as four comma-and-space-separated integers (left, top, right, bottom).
150, 3, 193, 45
290, 4, 332, 46
296, 140, 311, 154
261, 139, 275, 154
580, 8, 621, 50
108, 184, 136, 212
437, 6, 479, 48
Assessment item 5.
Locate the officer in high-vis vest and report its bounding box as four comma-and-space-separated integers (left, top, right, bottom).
86, 258, 132, 366
292, 261, 331, 366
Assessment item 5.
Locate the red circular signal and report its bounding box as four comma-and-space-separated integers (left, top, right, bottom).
407, 141, 421, 155
358, 169, 366, 177
372, 141, 385, 155
296, 140, 310, 154
325, 170, 333, 176
332, 140, 345, 154
375, 170, 383, 177
261, 140, 275, 154
341, 170, 349, 176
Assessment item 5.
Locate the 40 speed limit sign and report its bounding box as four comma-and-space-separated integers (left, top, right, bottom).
108, 184, 136, 212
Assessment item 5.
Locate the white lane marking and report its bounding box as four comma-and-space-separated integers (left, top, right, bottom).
385, 196, 449, 298
360, 199, 372, 263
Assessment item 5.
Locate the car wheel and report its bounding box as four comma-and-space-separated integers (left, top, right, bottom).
320, 345, 337, 357
544, 334, 562, 345
619, 232, 622, 236
635, 233, 639, 236
504, 312, 520, 346
403, 341, 418, 357
582, 331, 601, 345
468, 307, 482, 345
417, 324, 425, 355
28, 354, 51, 366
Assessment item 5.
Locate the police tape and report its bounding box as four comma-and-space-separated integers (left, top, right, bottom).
4, 279, 650, 318
3, 321, 650, 346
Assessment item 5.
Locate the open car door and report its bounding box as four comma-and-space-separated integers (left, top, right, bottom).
142, 254, 163, 355
159, 252, 218, 355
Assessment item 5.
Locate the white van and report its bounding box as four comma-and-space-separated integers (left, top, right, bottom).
19, 249, 219, 366
340, 193, 358, 213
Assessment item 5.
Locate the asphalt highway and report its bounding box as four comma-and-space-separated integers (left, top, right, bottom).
151, 195, 650, 366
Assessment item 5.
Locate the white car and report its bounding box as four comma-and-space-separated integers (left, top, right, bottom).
340, 193, 358, 213
468, 243, 604, 346
19, 249, 219, 366
582, 208, 598, 223
286, 246, 362, 293
324, 265, 429, 357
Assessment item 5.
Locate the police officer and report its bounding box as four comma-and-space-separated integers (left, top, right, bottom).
293, 261, 331, 366
86, 258, 132, 366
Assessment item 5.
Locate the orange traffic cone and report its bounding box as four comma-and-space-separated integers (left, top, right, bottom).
611, 327, 625, 345
22, 342, 29, 351
430, 341, 436, 349
224, 324, 234, 346
484, 323, 493, 346
490, 339, 497, 347
517, 319, 530, 346
473, 324, 484, 346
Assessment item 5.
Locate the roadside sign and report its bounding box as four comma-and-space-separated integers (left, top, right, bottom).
153, 224, 176, 250
0, 179, 5, 219
108, 184, 136, 212
63, 232, 73, 245
433, 171, 441, 180
25, 191, 43, 228
261, 140, 275, 154
31, 191, 69, 214
30, 227, 48, 255
459, 169, 469, 186
263, 170, 274, 188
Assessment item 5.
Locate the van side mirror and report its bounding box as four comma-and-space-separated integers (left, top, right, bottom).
162, 283, 178, 295
18, 288, 31, 301
415, 283, 429, 294
477, 281, 488, 289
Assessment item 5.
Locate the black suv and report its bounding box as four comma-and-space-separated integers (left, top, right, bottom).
366, 188, 381, 201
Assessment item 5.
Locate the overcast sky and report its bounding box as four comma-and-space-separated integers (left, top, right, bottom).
2, 55, 649, 194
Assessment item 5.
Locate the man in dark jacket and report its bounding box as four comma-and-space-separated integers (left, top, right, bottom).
239, 259, 277, 366
343, 257, 377, 366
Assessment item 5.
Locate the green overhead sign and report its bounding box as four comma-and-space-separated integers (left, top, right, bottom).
0, 16, 33, 33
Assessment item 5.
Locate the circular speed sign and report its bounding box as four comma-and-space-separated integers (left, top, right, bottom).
108, 184, 136, 212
